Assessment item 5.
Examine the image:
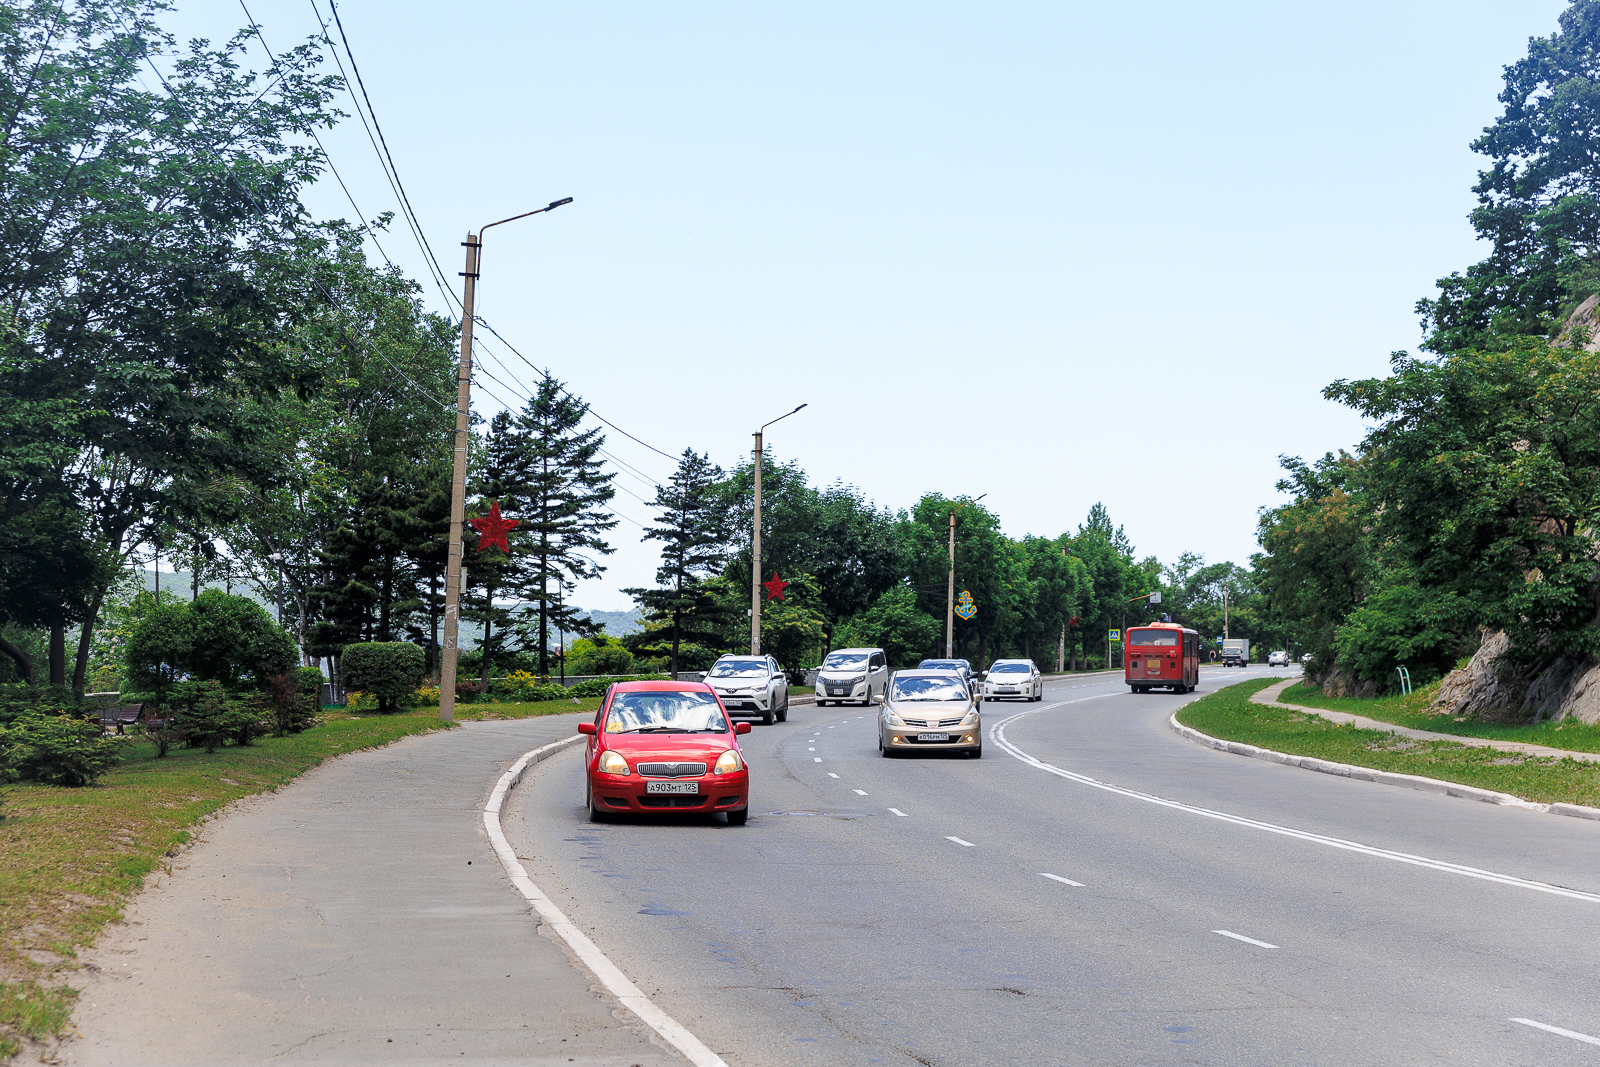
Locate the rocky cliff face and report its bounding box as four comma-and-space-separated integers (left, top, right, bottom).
1433, 629, 1600, 723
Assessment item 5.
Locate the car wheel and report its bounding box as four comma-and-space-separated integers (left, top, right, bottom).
819, 700, 829, 707
727, 807, 749, 826
587, 786, 609, 823
776, 699, 788, 723
970, 745, 982, 759
762, 707, 775, 725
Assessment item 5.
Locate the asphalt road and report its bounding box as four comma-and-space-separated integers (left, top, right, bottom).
505, 666, 1600, 1067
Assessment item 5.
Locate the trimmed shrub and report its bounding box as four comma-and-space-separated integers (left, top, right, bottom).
293, 666, 325, 694
167, 680, 269, 752
341, 643, 425, 714
125, 592, 296, 691
1, 714, 123, 787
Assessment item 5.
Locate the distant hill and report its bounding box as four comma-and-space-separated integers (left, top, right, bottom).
582, 608, 642, 636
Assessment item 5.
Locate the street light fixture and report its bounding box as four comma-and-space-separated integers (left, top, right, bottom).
946, 494, 986, 658
750, 403, 807, 655
439, 197, 573, 724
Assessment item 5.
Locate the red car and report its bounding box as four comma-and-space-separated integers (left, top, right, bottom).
578, 680, 752, 824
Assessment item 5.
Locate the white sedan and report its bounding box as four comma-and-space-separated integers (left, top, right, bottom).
1267, 650, 1290, 667
982, 660, 1043, 702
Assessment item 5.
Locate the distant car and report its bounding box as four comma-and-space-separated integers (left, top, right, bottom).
815, 647, 888, 706
1301, 652, 1313, 663
578, 681, 752, 824
983, 659, 1043, 702
704, 655, 789, 724
879, 670, 981, 758
1267, 650, 1290, 667
919, 658, 975, 693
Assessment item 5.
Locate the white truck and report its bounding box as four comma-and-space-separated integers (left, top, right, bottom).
1221, 639, 1250, 667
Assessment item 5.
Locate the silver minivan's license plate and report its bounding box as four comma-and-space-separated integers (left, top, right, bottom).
646, 781, 699, 794
917, 732, 951, 742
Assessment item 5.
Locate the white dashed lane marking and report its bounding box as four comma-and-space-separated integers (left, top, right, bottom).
1214, 930, 1277, 949
1039, 873, 1084, 887
888, 808, 909, 817
946, 836, 975, 847
827, 773, 839, 779
1512, 1019, 1600, 1047
812, 757, 822, 763
853, 789, 869, 796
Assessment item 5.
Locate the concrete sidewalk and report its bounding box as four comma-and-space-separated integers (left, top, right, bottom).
47, 714, 678, 1067
1253, 679, 1600, 763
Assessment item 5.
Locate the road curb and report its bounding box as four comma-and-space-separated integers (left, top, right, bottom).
484, 734, 729, 1067
1167, 713, 1600, 822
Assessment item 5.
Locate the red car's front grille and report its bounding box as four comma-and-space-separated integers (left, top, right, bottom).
638, 795, 709, 808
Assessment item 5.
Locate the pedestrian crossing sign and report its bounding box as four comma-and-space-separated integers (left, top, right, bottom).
1109, 629, 1121, 642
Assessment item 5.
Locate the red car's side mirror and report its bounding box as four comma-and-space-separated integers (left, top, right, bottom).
735, 722, 752, 735
577, 722, 596, 735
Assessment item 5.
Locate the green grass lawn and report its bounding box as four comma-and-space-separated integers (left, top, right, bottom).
1178, 678, 1600, 808
0, 696, 609, 1062
1276, 682, 1600, 755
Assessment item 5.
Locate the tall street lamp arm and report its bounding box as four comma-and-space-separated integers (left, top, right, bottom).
750, 403, 808, 655
438, 196, 573, 724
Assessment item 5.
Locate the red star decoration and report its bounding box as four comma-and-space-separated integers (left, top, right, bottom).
761, 572, 789, 600
470, 500, 519, 555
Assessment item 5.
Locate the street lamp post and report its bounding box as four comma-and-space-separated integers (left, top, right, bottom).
439, 198, 572, 724
750, 404, 807, 655
945, 494, 986, 658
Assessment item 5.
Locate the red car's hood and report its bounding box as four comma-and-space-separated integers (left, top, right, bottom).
602, 733, 738, 761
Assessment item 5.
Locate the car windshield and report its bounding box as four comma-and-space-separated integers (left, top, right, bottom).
892, 677, 970, 702
605, 691, 728, 733
708, 659, 767, 678
824, 653, 869, 671
919, 660, 966, 673
991, 663, 1031, 674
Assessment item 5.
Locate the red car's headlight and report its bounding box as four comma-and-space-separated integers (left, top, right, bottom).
598, 751, 629, 776
713, 750, 743, 775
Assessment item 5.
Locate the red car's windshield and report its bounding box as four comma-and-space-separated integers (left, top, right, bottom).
605, 691, 729, 734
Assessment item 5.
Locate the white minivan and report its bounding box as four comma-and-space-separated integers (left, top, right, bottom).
815, 647, 889, 706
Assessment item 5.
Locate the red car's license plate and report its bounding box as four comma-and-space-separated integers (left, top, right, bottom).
646, 781, 699, 794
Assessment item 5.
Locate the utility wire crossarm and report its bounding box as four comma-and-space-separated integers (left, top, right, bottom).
437, 198, 573, 724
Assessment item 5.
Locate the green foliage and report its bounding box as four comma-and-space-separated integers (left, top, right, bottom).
835, 586, 940, 668
0, 714, 122, 787
1333, 583, 1471, 691
293, 666, 326, 694
123, 593, 296, 692
166, 680, 270, 753
0, 684, 77, 726
340, 642, 425, 714
262, 674, 320, 737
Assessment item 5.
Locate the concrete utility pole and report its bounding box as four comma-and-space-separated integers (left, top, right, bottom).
945, 494, 986, 658
749, 404, 807, 655
1223, 585, 1230, 640
439, 198, 571, 723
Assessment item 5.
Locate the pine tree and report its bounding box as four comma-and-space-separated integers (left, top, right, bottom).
498, 377, 617, 675
466, 411, 533, 686
622, 450, 729, 676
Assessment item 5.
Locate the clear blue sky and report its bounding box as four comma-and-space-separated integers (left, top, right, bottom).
171, 0, 1567, 612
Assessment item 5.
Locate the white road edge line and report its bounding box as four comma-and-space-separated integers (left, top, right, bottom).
889, 807, 909, 817
1214, 929, 1278, 949
484, 734, 728, 1067
946, 836, 975, 847
990, 699, 1600, 906
1511, 1018, 1600, 1046
1039, 872, 1085, 887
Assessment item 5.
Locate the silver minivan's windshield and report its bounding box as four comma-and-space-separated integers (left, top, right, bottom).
824, 652, 869, 671
708, 658, 768, 678
891, 676, 971, 702
991, 662, 1031, 674
605, 691, 728, 733
919, 660, 968, 674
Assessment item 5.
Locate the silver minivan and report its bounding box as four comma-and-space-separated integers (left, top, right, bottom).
815, 647, 888, 706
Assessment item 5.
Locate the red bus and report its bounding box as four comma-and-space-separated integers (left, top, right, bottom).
1125, 622, 1200, 694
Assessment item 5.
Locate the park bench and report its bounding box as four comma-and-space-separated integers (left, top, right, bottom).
99, 703, 144, 735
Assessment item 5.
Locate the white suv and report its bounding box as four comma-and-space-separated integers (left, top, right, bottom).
704, 655, 790, 725
1267, 650, 1290, 667
983, 659, 1043, 701
816, 647, 888, 706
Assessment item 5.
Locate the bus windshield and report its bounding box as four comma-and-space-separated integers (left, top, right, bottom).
1129, 632, 1179, 646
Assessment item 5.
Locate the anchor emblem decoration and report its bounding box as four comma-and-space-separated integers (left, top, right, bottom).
954, 590, 977, 620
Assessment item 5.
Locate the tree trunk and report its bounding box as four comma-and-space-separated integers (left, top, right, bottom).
0, 633, 33, 683
671, 613, 681, 679
72, 582, 110, 693
480, 579, 494, 689
49, 624, 66, 685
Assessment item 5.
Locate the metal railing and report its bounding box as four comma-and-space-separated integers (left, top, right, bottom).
1395, 665, 1412, 696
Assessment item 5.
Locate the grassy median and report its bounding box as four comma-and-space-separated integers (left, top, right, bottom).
1178, 679, 1600, 808
1277, 682, 1600, 754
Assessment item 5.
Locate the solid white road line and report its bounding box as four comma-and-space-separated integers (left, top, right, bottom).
853, 789, 869, 796
889, 808, 909, 817
1214, 929, 1278, 949
484, 737, 727, 1067
946, 836, 975, 847
1511, 1018, 1600, 1046
990, 700, 1600, 906
1039, 873, 1085, 887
